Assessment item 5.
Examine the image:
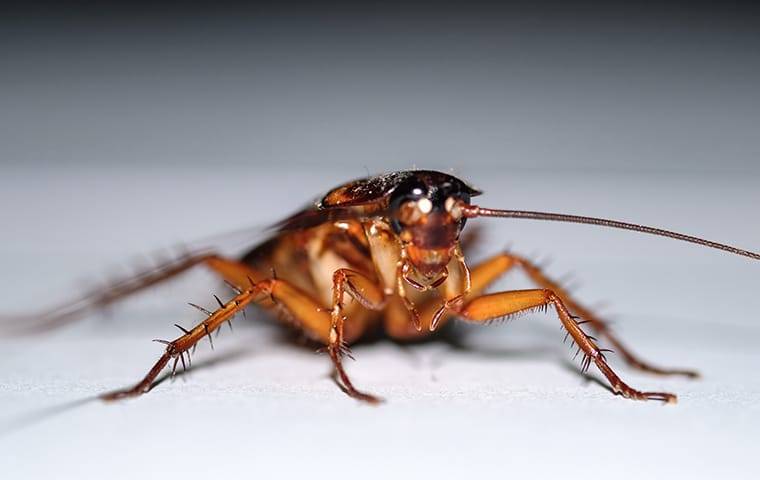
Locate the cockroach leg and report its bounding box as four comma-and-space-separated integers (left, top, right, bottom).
1, 252, 266, 335
506, 253, 700, 378
416, 250, 698, 378
0, 251, 213, 334
330, 268, 385, 354
102, 271, 383, 403
101, 279, 272, 401
329, 269, 386, 404
329, 362, 383, 405
456, 288, 678, 403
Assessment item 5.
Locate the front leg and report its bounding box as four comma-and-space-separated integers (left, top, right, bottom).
456, 288, 677, 403
101, 273, 379, 403
329, 269, 386, 403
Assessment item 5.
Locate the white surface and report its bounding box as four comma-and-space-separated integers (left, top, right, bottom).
1, 166, 759, 479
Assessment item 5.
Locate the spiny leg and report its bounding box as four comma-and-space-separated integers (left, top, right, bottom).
505, 253, 699, 378
457, 288, 677, 403
101, 277, 270, 400
329, 269, 386, 404
101, 274, 379, 403
0, 251, 268, 335
418, 250, 698, 378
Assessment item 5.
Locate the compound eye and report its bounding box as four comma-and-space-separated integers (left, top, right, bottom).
398, 200, 424, 225
390, 197, 431, 235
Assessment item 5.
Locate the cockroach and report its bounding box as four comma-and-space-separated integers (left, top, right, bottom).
4, 169, 759, 404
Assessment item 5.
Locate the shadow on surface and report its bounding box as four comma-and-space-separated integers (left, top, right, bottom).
560, 360, 615, 395
388, 324, 617, 396
0, 395, 99, 437
0, 315, 630, 436
0, 345, 256, 437
146, 345, 255, 391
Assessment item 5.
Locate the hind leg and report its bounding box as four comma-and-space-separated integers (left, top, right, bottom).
413, 250, 697, 377
457, 288, 677, 402
101, 274, 272, 401
503, 253, 698, 377
1, 251, 269, 334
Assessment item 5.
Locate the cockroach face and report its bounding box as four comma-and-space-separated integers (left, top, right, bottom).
388, 172, 480, 277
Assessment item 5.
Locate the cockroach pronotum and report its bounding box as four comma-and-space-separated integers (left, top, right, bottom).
3, 169, 758, 404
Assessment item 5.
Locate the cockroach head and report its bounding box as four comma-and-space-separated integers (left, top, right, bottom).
388, 171, 481, 275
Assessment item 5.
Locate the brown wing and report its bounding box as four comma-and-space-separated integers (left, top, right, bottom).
320, 171, 417, 207
272, 204, 386, 232
273, 171, 417, 232
273, 170, 482, 232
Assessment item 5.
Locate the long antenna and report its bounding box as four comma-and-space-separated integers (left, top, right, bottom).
463, 205, 760, 261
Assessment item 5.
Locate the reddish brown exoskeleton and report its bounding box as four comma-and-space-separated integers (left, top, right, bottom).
4, 170, 759, 404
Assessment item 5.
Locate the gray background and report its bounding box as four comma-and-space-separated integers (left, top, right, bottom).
1, 3, 759, 479
3, 2, 759, 174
